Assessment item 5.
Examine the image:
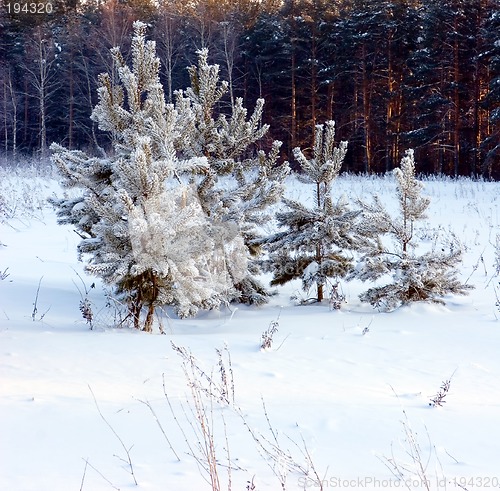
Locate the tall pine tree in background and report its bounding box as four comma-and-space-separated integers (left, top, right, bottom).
241, 10, 294, 156
481, 7, 500, 176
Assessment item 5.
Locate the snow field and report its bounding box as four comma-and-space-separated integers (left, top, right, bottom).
1, 167, 500, 490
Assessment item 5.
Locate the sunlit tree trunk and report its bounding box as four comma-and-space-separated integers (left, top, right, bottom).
221, 19, 239, 108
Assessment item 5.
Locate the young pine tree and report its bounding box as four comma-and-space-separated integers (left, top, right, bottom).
261, 121, 367, 303
52, 22, 223, 329
51, 22, 288, 328
175, 49, 290, 305
351, 149, 473, 311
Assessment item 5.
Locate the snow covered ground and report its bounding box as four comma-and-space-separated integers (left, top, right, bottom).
2, 164, 500, 491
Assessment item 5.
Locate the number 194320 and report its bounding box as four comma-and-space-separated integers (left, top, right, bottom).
5, 2, 53, 14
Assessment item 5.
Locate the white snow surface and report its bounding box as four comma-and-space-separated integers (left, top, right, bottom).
2, 168, 500, 490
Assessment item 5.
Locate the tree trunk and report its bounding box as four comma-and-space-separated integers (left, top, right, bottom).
68, 62, 74, 149
222, 20, 237, 108
452, 16, 460, 176
362, 43, 372, 173
24, 78, 28, 148
144, 303, 155, 332
291, 37, 297, 150
10, 73, 17, 159
316, 179, 323, 302
310, 21, 318, 144
288, 0, 298, 150
3, 77, 7, 154
386, 31, 393, 172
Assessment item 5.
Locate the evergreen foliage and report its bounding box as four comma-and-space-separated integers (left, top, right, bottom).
175, 49, 290, 304
260, 121, 366, 303
351, 150, 473, 311
51, 21, 288, 328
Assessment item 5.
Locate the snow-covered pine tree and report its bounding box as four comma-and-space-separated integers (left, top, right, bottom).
51, 22, 241, 328
351, 149, 473, 311
260, 121, 367, 303
51, 22, 288, 327
174, 49, 290, 305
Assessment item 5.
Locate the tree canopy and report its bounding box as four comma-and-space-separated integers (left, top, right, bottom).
1, 0, 499, 177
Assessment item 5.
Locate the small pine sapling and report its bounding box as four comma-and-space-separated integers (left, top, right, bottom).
260, 121, 367, 303
51, 22, 212, 329
51, 24, 289, 328
352, 150, 473, 311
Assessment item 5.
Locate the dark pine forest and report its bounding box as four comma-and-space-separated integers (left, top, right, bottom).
1, 0, 499, 177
